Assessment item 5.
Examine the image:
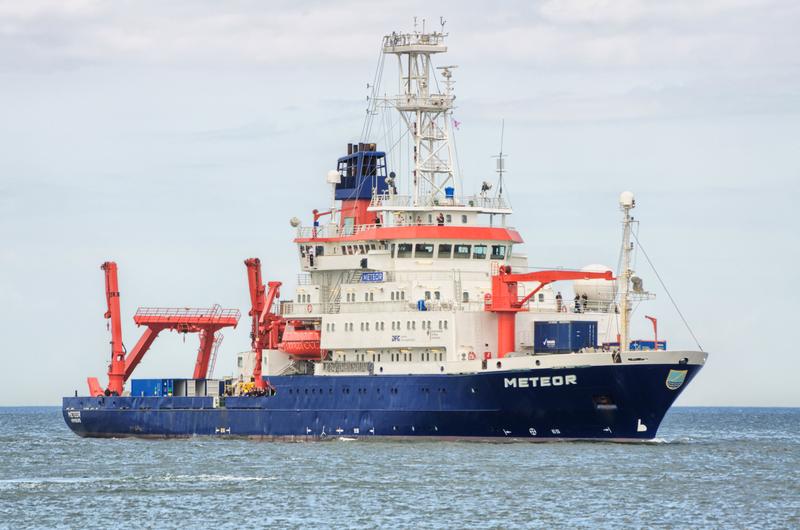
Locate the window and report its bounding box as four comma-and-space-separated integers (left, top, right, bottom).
454, 244, 471, 259
365, 292, 369, 302
444, 320, 448, 329
366, 322, 370, 331
424, 291, 431, 300
438, 244, 452, 259
369, 292, 374, 301
445, 214, 452, 223
316, 246, 324, 256
461, 215, 468, 224
390, 243, 396, 257
400, 291, 405, 300
397, 243, 413, 258
473, 245, 487, 259
490, 245, 506, 260
538, 293, 544, 302
299, 246, 306, 258
360, 322, 365, 331
331, 323, 335, 332
434, 291, 441, 300
414, 243, 434, 258
463, 291, 470, 302
391, 292, 395, 301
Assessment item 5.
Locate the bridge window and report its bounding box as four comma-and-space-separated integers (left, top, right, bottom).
397, 243, 413, 258
415, 243, 434, 258
491, 245, 506, 260
454, 244, 471, 259
316, 246, 324, 256
473, 245, 487, 259
438, 243, 452, 259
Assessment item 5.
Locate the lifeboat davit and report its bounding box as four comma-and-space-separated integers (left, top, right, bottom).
278, 322, 322, 360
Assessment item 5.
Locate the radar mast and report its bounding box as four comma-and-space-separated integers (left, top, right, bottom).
381, 22, 457, 207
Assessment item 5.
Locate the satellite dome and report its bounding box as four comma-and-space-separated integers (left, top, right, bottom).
573, 264, 616, 303
289, 217, 301, 227
326, 169, 341, 184
619, 191, 635, 208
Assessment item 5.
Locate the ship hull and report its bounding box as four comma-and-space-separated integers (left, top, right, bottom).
62, 362, 702, 441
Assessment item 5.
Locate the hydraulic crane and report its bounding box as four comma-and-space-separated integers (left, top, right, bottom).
484, 266, 615, 358
88, 262, 240, 397
244, 258, 284, 389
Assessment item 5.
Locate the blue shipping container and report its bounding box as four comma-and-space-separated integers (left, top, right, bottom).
131, 379, 165, 397
534, 321, 598, 353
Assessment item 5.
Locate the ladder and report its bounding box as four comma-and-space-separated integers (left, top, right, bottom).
206, 332, 224, 379
327, 270, 360, 313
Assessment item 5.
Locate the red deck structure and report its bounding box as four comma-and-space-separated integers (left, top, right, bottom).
484, 266, 615, 358
88, 262, 240, 397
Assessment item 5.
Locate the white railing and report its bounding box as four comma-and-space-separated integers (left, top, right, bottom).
370, 193, 510, 211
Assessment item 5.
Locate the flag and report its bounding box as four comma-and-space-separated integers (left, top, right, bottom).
452, 119, 461, 130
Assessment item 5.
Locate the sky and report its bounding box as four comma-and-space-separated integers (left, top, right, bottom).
0, 0, 798, 406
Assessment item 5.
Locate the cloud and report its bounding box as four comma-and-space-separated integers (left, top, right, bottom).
1, 0, 798, 73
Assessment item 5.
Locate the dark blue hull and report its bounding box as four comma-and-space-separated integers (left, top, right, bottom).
62, 363, 701, 441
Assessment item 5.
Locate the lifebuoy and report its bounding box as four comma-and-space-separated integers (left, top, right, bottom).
467, 351, 477, 361
307, 304, 313, 313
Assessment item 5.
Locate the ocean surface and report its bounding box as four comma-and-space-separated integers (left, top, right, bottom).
0, 407, 797, 529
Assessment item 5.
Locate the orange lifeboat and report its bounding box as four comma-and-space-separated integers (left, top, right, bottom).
278, 321, 322, 360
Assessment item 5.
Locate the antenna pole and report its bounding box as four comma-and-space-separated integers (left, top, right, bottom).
496, 119, 505, 198
618, 192, 636, 360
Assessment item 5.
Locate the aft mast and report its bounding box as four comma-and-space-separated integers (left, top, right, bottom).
618, 191, 635, 359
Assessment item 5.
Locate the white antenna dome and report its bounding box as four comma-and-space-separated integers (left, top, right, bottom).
619, 191, 635, 208
573, 264, 616, 303
289, 217, 301, 227
326, 170, 341, 184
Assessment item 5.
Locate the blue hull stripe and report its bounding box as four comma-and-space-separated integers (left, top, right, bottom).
63, 364, 701, 440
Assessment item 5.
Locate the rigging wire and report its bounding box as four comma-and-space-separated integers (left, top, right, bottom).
631, 230, 704, 352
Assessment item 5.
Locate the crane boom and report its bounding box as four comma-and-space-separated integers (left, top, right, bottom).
485, 266, 615, 358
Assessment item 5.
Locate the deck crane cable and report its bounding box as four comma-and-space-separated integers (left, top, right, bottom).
630, 230, 704, 352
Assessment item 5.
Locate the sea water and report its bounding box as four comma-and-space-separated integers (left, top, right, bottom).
0, 407, 797, 529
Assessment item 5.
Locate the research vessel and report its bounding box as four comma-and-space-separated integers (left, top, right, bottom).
62, 26, 707, 441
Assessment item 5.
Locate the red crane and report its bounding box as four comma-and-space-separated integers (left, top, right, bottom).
88, 262, 240, 397
484, 266, 615, 358
244, 258, 283, 389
